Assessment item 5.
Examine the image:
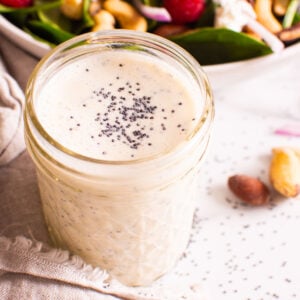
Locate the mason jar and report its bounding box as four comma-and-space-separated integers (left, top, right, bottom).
24, 30, 214, 286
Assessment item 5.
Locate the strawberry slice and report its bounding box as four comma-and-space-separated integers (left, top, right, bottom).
163, 0, 206, 24
0, 0, 32, 7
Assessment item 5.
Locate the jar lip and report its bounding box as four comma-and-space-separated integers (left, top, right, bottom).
25, 29, 214, 166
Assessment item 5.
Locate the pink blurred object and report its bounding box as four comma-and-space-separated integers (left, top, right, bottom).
274, 123, 300, 137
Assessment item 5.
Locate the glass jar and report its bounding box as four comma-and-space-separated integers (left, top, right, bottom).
24, 30, 214, 286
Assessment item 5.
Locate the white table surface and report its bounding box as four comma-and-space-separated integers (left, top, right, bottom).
134, 49, 300, 299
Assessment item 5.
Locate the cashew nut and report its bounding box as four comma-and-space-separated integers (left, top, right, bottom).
60, 0, 83, 21
154, 24, 188, 37
254, 0, 282, 33
278, 22, 300, 42
92, 9, 116, 31
89, 0, 102, 16
103, 0, 147, 31
270, 147, 300, 198
273, 0, 289, 16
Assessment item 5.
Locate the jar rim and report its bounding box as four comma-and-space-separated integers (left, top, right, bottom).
25, 29, 214, 166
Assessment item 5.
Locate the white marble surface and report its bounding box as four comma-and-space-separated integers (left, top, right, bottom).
135, 48, 300, 299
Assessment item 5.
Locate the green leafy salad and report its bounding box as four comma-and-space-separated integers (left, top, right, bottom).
1, 0, 300, 65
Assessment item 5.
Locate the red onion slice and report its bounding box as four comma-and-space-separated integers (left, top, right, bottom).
246, 18, 285, 53
133, 0, 172, 22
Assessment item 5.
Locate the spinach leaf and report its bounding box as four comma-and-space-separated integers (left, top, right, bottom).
195, 0, 215, 27
35, 0, 94, 36
26, 20, 74, 44
81, 0, 94, 29
0, 1, 61, 14
37, 6, 74, 33
0, 4, 15, 13
4, 11, 28, 28
23, 26, 56, 47
170, 28, 272, 65
292, 12, 300, 24
1, 1, 62, 30
142, 0, 162, 6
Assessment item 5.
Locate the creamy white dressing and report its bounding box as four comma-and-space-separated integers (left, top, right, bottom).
36, 50, 198, 161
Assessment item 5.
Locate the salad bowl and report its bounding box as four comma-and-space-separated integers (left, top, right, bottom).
0, 14, 49, 57
1, 11, 300, 91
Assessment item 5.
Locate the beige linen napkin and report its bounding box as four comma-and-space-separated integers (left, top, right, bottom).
0, 55, 25, 166
0, 236, 157, 300
0, 234, 202, 300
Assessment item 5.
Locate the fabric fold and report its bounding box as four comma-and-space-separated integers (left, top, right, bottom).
0, 236, 205, 300
0, 58, 25, 166
0, 236, 158, 300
